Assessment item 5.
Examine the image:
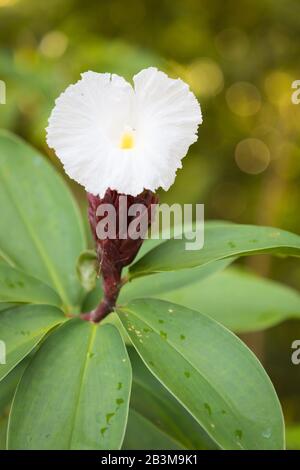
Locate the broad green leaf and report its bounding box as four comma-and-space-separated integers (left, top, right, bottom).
124, 410, 182, 450
81, 221, 234, 312
129, 224, 300, 279
0, 359, 29, 412
0, 304, 16, 312
82, 259, 233, 312
8, 320, 132, 450
0, 131, 86, 311
0, 304, 64, 382
123, 348, 217, 450
0, 265, 62, 308
131, 220, 231, 263
0, 359, 30, 449
0, 248, 14, 268
121, 258, 233, 301
117, 299, 284, 450
81, 279, 103, 312
0, 414, 8, 450
152, 268, 300, 332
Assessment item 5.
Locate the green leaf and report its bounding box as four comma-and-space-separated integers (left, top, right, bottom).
0, 265, 62, 308
121, 258, 233, 301
117, 299, 285, 450
0, 304, 64, 382
0, 358, 38, 450
0, 359, 29, 412
0, 414, 8, 450
81, 279, 103, 312
124, 410, 183, 450
8, 320, 132, 450
82, 259, 233, 312
76, 250, 98, 292
123, 348, 217, 450
127, 220, 231, 266
155, 268, 300, 332
81, 222, 235, 311
0, 131, 86, 311
0, 303, 17, 312
129, 224, 300, 279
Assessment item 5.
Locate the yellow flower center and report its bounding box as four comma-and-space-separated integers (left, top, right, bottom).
119, 129, 135, 150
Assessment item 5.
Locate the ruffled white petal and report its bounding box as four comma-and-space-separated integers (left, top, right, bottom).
46, 67, 202, 196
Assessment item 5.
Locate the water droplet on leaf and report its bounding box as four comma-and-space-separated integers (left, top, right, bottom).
106, 412, 115, 424
204, 403, 212, 416
262, 428, 272, 439
160, 331, 167, 340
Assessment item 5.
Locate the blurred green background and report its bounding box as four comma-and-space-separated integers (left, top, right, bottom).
0, 0, 300, 448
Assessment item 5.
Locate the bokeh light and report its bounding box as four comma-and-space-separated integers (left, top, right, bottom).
39, 31, 69, 59
235, 138, 271, 174
264, 71, 293, 107
185, 59, 224, 97
226, 82, 261, 117
0, 0, 19, 7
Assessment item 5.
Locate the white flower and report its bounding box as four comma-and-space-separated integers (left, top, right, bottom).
46, 67, 202, 197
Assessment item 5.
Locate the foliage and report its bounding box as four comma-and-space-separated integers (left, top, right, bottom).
0, 133, 300, 449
